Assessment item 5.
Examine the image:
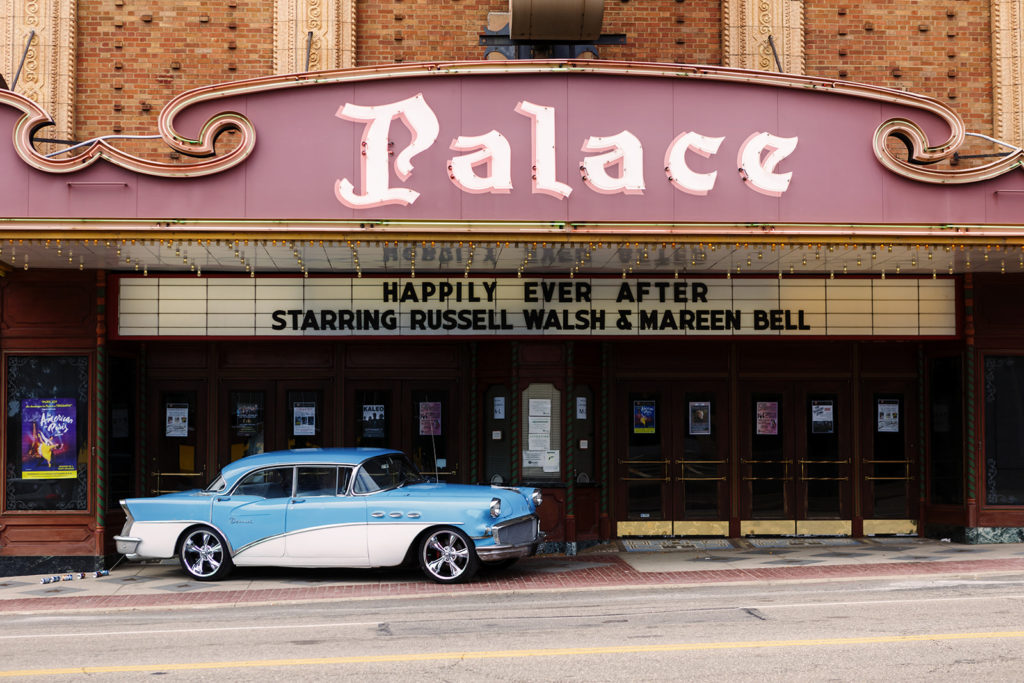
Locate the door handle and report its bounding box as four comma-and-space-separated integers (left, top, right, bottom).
291, 498, 306, 504
215, 497, 231, 502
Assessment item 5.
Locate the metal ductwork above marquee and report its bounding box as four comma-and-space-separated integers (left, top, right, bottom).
509, 0, 604, 41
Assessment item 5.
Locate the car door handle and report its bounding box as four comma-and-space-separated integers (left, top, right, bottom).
371, 511, 385, 518
291, 499, 306, 504
216, 497, 231, 502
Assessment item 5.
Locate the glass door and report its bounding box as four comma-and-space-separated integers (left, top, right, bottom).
860, 381, 917, 535
150, 381, 207, 494
348, 381, 459, 481
740, 382, 852, 535
221, 382, 273, 469
616, 382, 728, 536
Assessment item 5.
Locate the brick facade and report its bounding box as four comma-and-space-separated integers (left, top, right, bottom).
59, 0, 1002, 154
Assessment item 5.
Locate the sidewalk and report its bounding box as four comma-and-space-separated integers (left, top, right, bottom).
2, 537, 1024, 614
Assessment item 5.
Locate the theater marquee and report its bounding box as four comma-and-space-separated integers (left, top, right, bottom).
115, 276, 956, 339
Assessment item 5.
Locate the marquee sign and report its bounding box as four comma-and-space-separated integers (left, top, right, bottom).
1, 61, 1023, 228
116, 276, 956, 339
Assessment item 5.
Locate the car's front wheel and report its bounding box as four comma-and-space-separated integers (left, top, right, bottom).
418, 527, 479, 583
178, 527, 233, 581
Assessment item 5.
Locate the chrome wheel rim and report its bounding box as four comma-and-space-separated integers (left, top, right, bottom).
181, 530, 224, 578
423, 530, 470, 580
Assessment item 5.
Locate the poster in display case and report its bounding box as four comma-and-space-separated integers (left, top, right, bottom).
811, 400, 834, 434
633, 400, 656, 434
689, 401, 711, 435
756, 401, 779, 436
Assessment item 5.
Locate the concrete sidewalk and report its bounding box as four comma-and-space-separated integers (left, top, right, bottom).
2, 537, 1024, 614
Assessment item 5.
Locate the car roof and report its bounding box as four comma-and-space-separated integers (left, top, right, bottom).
219, 448, 402, 480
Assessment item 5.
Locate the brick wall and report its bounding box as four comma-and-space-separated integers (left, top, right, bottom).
76, 0, 275, 156
805, 0, 993, 142
71, 0, 996, 156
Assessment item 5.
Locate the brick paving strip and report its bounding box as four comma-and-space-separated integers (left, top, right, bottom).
3, 555, 1024, 614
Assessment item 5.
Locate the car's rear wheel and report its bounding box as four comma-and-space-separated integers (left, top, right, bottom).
418, 527, 479, 583
178, 527, 233, 581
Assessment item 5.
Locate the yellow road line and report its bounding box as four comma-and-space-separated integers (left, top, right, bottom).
3, 631, 1024, 677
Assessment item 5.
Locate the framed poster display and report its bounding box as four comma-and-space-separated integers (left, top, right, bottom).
689, 401, 711, 435
756, 401, 779, 436
166, 403, 189, 437
877, 399, 900, 433
633, 400, 656, 434
810, 400, 834, 434
293, 402, 316, 436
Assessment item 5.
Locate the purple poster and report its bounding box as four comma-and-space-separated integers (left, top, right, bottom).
21, 398, 77, 479
419, 402, 442, 436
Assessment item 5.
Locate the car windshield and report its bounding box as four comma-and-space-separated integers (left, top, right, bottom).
353, 454, 427, 494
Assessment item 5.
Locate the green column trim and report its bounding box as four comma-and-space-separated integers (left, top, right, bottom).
600, 341, 609, 515
918, 345, 926, 503
566, 341, 575, 516
469, 342, 478, 484
95, 281, 107, 528
510, 341, 520, 484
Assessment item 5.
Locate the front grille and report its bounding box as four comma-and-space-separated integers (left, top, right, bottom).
495, 517, 538, 546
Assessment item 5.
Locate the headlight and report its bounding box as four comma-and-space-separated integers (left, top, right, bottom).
490, 497, 501, 518
531, 490, 542, 507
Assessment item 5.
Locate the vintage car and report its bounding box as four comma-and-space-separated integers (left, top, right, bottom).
114, 448, 544, 583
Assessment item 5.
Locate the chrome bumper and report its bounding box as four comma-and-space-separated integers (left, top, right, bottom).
114, 535, 142, 559
476, 515, 545, 562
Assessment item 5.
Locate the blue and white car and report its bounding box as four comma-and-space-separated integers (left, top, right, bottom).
115, 448, 544, 584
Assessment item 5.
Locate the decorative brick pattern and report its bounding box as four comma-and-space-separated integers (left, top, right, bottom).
0, 0, 1014, 163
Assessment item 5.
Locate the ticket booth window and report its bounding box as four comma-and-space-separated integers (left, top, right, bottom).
521, 383, 561, 482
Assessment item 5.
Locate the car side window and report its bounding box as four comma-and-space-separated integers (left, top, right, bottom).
339, 467, 353, 495
296, 466, 338, 497
352, 466, 380, 494
234, 467, 294, 499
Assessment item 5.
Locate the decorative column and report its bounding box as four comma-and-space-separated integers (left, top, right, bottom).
964, 273, 978, 530
598, 342, 611, 539
991, 0, 1024, 146
274, 0, 356, 73
94, 271, 107, 549
722, 0, 804, 73
565, 342, 576, 554
0, 0, 77, 151
510, 341, 521, 484
469, 342, 478, 484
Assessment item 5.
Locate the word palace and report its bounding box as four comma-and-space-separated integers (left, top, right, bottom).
335, 94, 799, 208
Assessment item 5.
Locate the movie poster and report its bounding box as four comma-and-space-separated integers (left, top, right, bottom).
756, 401, 779, 436
419, 402, 442, 436
689, 401, 711, 435
166, 403, 189, 437
21, 398, 77, 479
362, 404, 386, 438
877, 399, 900, 433
811, 400, 834, 434
633, 400, 656, 434
293, 402, 316, 436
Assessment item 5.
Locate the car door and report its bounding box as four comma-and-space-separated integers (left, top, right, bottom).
284, 466, 369, 564
211, 466, 292, 561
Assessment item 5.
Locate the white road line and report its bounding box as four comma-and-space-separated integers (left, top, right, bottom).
0, 620, 379, 640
